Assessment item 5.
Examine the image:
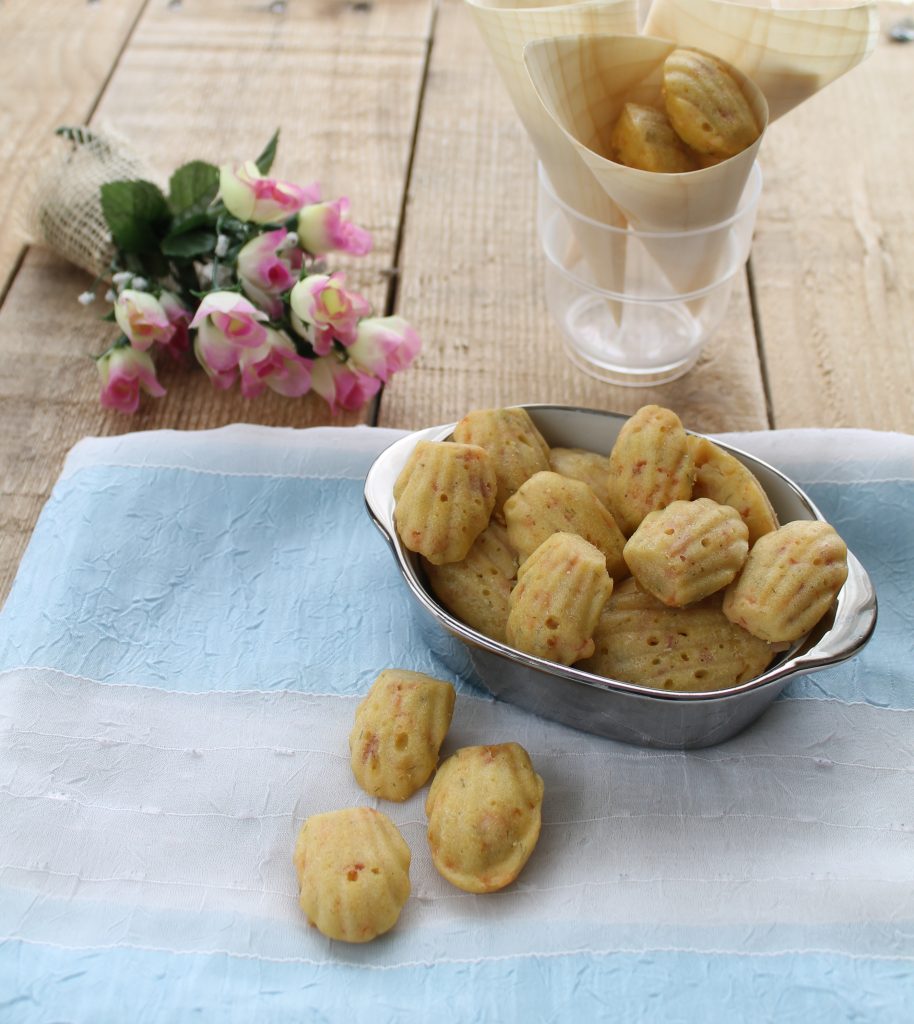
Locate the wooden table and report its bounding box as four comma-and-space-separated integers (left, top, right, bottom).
1, 0, 911, 603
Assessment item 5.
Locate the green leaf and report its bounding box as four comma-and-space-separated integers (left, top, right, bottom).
100, 180, 171, 254
255, 129, 280, 175
160, 228, 217, 259
168, 209, 213, 236
168, 160, 219, 214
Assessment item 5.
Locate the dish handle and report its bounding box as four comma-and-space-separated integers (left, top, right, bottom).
764, 551, 877, 683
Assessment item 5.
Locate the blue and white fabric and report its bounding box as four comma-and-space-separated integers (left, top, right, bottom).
0, 424, 911, 1022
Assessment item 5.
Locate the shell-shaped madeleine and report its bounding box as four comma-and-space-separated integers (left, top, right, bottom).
394, 441, 497, 565
578, 578, 774, 692
606, 405, 695, 536
663, 48, 760, 159
504, 471, 628, 581
350, 669, 457, 801
548, 446, 614, 511
425, 742, 544, 894
452, 408, 551, 514
623, 498, 749, 607
507, 532, 613, 665
610, 102, 699, 173
688, 436, 778, 546
423, 521, 518, 643
293, 806, 410, 943
723, 521, 849, 643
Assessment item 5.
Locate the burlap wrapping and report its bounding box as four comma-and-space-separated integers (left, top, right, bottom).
24, 127, 156, 278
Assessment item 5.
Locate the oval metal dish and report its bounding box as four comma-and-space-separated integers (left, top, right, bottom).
364, 405, 877, 749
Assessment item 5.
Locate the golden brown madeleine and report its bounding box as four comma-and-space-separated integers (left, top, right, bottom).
610, 102, 700, 173
623, 498, 749, 607
662, 48, 760, 160
507, 532, 613, 665
548, 446, 615, 511
293, 807, 411, 943
578, 578, 774, 691
425, 742, 544, 894
394, 440, 497, 565
723, 521, 849, 643
350, 669, 457, 802
688, 436, 778, 546
423, 521, 518, 643
452, 408, 551, 515
504, 471, 628, 581
606, 405, 695, 536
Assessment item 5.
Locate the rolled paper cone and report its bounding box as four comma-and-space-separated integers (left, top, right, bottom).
644, 0, 879, 123
465, 0, 640, 320
524, 33, 769, 297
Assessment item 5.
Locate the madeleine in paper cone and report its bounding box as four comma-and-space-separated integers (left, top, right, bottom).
662, 48, 761, 160
423, 521, 518, 643
610, 102, 700, 173
524, 33, 768, 233
644, 0, 878, 124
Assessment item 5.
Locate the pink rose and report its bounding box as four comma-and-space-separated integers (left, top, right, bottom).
158, 290, 192, 360
113, 290, 173, 351
96, 345, 166, 414
236, 229, 303, 319
288, 272, 371, 350
310, 355, 381, 415
191, 292, 269, 387
218, 161, 318, 224
297, 197, 372, 257
347, 316, 421, 382
238, 328, 313, 399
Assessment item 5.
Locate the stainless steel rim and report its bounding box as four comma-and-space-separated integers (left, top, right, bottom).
364, 404, 878, 706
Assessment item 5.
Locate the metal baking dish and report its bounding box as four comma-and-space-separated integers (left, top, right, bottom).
364, 405, 877, 749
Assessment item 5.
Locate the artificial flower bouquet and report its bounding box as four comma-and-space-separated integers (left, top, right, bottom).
51, 128, 420, 414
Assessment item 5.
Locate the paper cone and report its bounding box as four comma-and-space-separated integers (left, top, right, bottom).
644, 0, 879, 123
465, 0, 640, 316
524, 33, 769, 296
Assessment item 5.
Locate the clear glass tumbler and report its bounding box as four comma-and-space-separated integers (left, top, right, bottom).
537, 161, 762, 386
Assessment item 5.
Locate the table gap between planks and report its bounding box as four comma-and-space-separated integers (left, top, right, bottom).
0, 0, 911, 606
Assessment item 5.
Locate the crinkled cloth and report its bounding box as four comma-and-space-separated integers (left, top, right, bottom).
0, 425, 912, 1023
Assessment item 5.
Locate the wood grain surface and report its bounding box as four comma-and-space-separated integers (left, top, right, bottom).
0, 0, 147, 295
378, 0, 770, 434
0, 0, 434, 601
0, 0, 911, 605
750, 16, 914, 430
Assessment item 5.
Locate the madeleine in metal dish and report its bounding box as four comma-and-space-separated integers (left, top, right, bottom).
364, 404, 877, 748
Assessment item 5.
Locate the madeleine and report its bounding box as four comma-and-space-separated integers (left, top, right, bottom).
426, 743, 544, 893
293, 807, 411, 943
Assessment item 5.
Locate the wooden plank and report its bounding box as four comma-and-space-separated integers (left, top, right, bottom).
379, 0, 770, 436
0, 0, 147, 295
750, 23, 914, 431
0, 0, 434, 602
